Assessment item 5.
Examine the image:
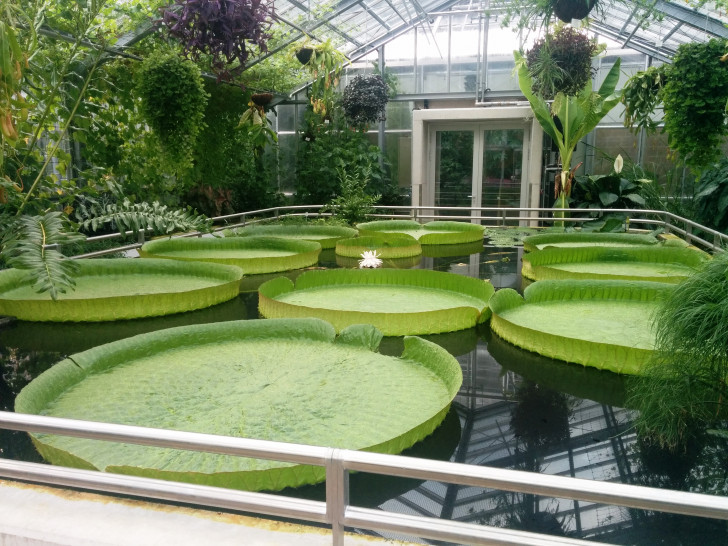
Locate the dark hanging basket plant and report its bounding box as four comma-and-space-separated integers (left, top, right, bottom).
552, 0, 598, 22
295, 47, 314, 65
342, 74, 389, 129
251, 92, 273, 107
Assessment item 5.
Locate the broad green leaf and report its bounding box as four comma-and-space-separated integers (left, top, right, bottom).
15, 318, 462, 492
355, 220, 485, 246
522, 232, 659, 252
335, 235, 421, 259
225, 225, 357, 250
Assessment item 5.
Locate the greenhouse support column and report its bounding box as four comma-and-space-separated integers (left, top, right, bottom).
378, 46, 386, 170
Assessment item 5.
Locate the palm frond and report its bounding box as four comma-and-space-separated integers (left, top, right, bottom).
80, 199, 212, 236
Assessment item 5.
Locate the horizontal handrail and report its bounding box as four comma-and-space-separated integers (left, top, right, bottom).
2, 411, 728, 545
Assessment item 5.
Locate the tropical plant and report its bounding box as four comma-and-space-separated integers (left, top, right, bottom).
691, 156, 728, 235
161, 0, 275, 80
525, 25, 599, 100
621, 65, 667, 135
296, 38, 348, 119
136, 50, 209, 171
514, 51, 622, 220
342, 74, 389, 129
661, 39, 728, 172
321, 164, 380, 225
237, 100, 278, 153
629, 251, 728, 451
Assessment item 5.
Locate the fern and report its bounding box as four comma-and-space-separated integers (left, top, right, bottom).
80, 199, 212, 236
1, 212, 86, 300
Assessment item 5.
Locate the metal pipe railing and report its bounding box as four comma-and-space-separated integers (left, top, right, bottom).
2, 411, 728, 545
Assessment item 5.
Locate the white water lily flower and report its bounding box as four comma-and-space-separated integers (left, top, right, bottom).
359, 250, 383, 269
614, 154, 624, 174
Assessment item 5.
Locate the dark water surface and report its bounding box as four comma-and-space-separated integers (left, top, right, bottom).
1, 243, 727, 545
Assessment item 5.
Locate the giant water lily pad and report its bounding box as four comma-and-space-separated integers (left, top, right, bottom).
226, 224, 357, 250
259, 269, 494, 336
489, 280, 675, 374
356, 220, 485, 245
521, 246, 708, 283
522, 232, 660, 252
0, 259, 243, 322
335, 235, 421, 258
139, 236, 321, 274
15, 318, 462, 492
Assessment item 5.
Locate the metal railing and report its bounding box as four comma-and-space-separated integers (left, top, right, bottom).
70, 205, 727, 259
2, 411, 728, 546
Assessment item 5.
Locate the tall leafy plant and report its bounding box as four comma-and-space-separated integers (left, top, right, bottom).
692, 156, 728, 234
514, 51, 622, 218
136, 50, 209, 173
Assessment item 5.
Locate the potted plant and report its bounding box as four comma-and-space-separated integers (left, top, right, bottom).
295, 39, 349, 118
342, 74, 389, 129
514, 50, 623, 221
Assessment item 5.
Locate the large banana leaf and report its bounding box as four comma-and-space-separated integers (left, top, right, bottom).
522, 232, 660, 252
489, 279, 675, 374
15, 318, 462, 492
139, 236, 321, 274
226, 224, 357, 250
522, 246, 709, 283
356, 220, 485, 245
259, 269, 494, 335
0, 258, 243, 322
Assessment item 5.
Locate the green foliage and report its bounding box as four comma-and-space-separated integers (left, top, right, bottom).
629, 252, 728, 451
621, 65, 667, 135
295, 118, 394, 204
1, 212, 85, 300
322, 164, 380, 225
661, 39, 728, 172
237, 103, 278, 152
525, 25, 598, 100
78, 199, 212, 237
692, 156, 728, 234
297, 39, 348, 119
136, 50, 209, 171
342, 74, 389, 129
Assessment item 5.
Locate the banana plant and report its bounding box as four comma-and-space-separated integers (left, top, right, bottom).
514, 51, 623, 220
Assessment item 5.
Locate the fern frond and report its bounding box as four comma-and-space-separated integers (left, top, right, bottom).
81, 199, 212, 236
1, 212, 86, 300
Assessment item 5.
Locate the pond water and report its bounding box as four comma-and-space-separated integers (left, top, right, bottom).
1, 243, 727, 545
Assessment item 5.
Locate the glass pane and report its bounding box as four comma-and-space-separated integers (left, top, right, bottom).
481, 129, 523, 219
435, 131, 474, 216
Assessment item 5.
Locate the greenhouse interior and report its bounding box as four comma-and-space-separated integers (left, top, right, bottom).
2, 0, 728, 545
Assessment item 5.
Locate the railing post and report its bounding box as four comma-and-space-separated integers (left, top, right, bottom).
326, 448, 349, 546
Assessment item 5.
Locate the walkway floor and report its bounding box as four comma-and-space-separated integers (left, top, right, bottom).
0, 479, 416, 546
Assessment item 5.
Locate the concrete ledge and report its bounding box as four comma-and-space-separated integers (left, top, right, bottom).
0, 479, 414, 546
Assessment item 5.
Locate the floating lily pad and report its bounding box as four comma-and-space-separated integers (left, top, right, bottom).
335, 254, 422, 269
335, 235, 421, 258
523, 232, 660, 252
226, 224, 357, 250
15, 318, 462, 492
259, 269, 494, 336
489, 280, 675, 374
521, 246, 708, 283
356, 220, 485, 245
140, 236, 321, 274
0, 259, 243, 322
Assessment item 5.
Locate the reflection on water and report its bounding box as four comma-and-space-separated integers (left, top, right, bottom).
1, 241, 726, 544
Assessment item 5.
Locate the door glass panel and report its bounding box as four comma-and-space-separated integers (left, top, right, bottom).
435, 131, 474, 217
481, 129, 523, 220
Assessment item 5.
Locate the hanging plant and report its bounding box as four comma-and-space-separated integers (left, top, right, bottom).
661, 38, 728, 172
342, 74, 389, 129
136, 51, 208, 168
552, 0, 597, 22
237, 100, 277, 154
621, 65, 667, 136
525, 25, 599, 99
161, 0, 275, 79
297, 39, 348, 119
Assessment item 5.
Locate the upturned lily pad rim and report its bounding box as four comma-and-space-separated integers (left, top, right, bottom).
0, 258, 243, 322
225, 224, 358, 249
335, 235, 422, 258
521, 245, 709, 283
259, 268, 494, 336
139, 235, 322, 274
522, 232, 660, 252
489, 279, 674, 374
356, 220, 485, 245
15, 318, 462, 492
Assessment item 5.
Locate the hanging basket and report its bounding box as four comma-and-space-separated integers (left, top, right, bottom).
251, 92, 273, 107
295, 47, 314, 65
553, 0, 597, 22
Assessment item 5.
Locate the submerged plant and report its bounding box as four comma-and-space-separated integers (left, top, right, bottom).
629, 252, 728, 451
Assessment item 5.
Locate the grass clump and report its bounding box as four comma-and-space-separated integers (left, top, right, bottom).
628, 252, 728, 451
